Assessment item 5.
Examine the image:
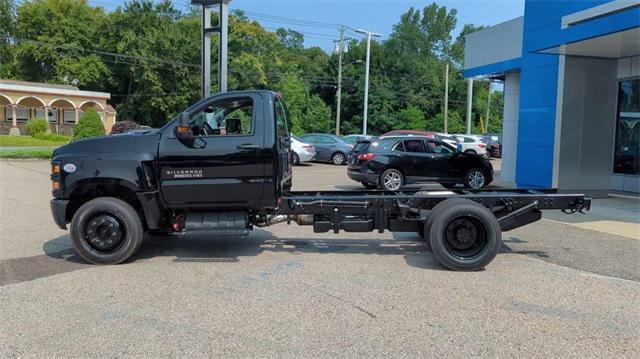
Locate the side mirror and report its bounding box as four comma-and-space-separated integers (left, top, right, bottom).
174, 112, 192, 139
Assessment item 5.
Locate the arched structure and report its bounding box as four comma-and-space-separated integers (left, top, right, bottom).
49, 98, 77, 125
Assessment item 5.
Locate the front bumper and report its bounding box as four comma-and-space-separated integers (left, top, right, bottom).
50, 199, 69, 230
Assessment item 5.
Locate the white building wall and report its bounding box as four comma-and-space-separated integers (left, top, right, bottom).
464, 17, 523, 70
500, 72, 520, 186
557, 57, 619, 195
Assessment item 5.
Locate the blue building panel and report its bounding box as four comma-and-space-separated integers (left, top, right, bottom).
465, 0, 639, 189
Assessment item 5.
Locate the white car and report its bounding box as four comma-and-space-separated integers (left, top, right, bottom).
453, 135, 488, 157
435, 133, 459, 147
291, 135, 316, 165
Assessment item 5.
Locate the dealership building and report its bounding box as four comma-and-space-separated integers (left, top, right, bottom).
464, 0, 639, 194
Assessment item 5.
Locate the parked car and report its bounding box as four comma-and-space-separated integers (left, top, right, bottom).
435, 133, 459, 147
290, 135, 316, 165
343, 134, 375, 144
452, 135, 489, 157
348, 137, 493, 190
300, 133, 354, 165
381, 130, 436, 138
480, 137, 502, 158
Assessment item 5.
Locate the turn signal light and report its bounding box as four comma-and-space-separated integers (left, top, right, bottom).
478, 143, 486, 148
357, 153, 376, 161
52, 181, 60, 190
52, 164, 60, 174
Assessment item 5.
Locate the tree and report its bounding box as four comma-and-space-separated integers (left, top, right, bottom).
397, 105, 426, 130
72, 108, 105, 141
0, 0, 16, 77
276, 28, 304, 50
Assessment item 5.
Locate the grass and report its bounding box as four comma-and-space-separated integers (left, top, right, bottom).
0, 135, 70, 147
0, 149, 54, 159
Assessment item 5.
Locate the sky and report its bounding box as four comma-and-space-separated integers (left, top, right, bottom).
227, 0, 525, 52
86, 0, 525, 53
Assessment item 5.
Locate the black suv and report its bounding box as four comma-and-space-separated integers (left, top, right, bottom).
347, 137, 493, 190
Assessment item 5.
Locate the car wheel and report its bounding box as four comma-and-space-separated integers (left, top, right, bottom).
464, 169, 487, 189
423, 198, 502, 271
464, 149, 477, 155
70, 197, 144, 265
380, 169, 404, 191
292, 152, 300, 166
361, 182, 378, 189
331, 152, 346, 165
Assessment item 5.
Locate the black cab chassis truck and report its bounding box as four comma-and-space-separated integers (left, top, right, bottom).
50, 91, 591, 271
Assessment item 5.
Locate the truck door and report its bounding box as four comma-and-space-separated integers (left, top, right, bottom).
158, 93, 266, 205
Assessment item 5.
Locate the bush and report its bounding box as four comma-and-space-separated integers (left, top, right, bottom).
109, 120, 141, 135
26, 118, 49, 136
72, 108, 105, 142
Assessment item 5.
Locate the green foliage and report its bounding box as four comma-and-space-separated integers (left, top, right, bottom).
3, 0, 504, 135
26, 118, 49, 136
33, 133, 70, 142
397, 105, 426, 130
0, 148, 53, 159
72, 108, 105, 141
427, 112, 466, 134
0, 134, 68, 147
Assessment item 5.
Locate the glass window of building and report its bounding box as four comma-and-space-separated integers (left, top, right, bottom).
614, 79, 640, 175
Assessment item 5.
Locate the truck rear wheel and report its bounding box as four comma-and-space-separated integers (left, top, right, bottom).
70, 197, 144, 265
424, 198, 501, 271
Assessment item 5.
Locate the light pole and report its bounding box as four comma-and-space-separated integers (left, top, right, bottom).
191, 0, 231, 98
355, 29, 381, 136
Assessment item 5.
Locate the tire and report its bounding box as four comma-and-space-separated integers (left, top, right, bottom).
464, 149, 477, 155
331, 152, 346, 165
463, 168, 487, 189
70, 197, 144, 265
361, 182, 378, 189
292, 152, 300, 166
424, 198, 501, 271
379, 168, 404, 191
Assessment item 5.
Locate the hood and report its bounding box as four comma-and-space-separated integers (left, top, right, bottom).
53, 131, 160, 158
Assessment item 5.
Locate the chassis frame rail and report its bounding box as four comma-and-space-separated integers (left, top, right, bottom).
280, 189, 591, 234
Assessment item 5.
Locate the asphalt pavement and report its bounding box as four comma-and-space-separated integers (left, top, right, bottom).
1, 160, 638, 357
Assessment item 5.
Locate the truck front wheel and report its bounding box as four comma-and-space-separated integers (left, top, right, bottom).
425, 199, 501, 271
70, 197, 144, 265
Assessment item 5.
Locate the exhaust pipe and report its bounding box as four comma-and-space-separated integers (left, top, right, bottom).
255, 214, 313, 227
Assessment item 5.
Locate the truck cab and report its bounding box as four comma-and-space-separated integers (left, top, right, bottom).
157, 91, 292, 210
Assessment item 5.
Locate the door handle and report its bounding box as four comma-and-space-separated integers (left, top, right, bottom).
237, 144, 259, 150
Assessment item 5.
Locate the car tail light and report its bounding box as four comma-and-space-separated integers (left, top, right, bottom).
478, 143, 486, 148
302, 144, 314, 150
357, 153, 376, 161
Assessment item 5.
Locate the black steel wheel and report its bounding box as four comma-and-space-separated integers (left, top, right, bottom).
331, 152, 346, 165
423, 198, 501, 271
292, 152, 300, 166
70, 197, 144, 265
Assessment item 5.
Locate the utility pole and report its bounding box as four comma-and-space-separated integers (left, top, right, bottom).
444, 63, 449, 134
466, 79, 473, 134
355, 29, 382, 136
485, 81, 492, 134
192, 0, 231, 98
334, 26, 346, 135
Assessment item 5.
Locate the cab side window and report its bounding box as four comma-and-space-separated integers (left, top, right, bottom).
188, 98, 254, 137
275, 100, 289, 138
